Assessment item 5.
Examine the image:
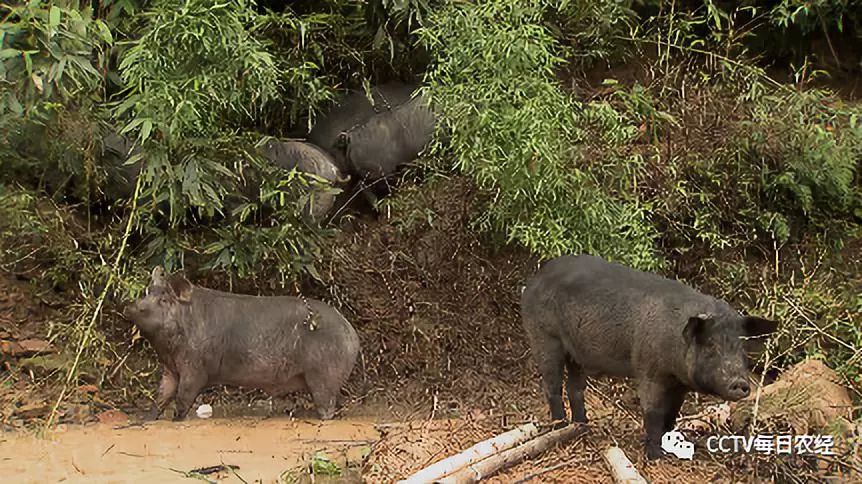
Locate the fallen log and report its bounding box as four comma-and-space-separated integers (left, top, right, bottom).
398, 422, 540, 484
435, 424, 587, 484
603, 446, 647, 484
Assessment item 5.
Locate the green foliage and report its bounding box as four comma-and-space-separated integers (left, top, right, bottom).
0, 185, 86, 288
252, 10, 336, 131
108, 0, 333, 278
0, 2, 112, 197
742, 89, 862, 239
115, 0, 280, 141
551, 0, 636, 65
768, 0, 862, 33
0, 2, 111, 117
420, 0, 660, 269
309, 452, 341, 476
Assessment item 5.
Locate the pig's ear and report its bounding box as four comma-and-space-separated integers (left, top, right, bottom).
742, 316, 778, 337
150, 266, 167, 287
168, 274, 193, 303
683, 313, 711, 344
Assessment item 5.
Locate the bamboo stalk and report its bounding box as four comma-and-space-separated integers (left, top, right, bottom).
398, 423, 540, 484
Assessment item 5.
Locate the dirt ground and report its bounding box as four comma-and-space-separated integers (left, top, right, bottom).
0, 253, 763, 484
0, 419, 375, 483
0, 177, 857, 483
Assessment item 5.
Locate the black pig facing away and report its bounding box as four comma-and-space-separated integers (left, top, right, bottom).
308, 81, 419, 171
521, 254, 778, 459
124, 267, 360, 421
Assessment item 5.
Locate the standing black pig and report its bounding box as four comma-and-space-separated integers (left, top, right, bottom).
521, 255, 778, 459
308, 81, 419, 170
258, 139, 350, 223
335, 92, 436, 183
124, 267, 360, 421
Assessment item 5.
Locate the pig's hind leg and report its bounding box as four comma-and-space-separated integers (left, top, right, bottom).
172, 368, 208, 421
564, 357, 588, 423
533, 335, 567, 425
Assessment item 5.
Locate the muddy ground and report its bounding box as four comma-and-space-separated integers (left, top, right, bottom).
0, 177, 857, 483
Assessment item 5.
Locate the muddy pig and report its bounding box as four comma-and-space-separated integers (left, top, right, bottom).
521, 255, 778, 459
124, 267, 360, 421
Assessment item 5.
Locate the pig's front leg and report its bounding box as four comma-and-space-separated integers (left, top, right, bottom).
172, 369, 207, 421
145, 369, 178, 421
638, 378, 675, 460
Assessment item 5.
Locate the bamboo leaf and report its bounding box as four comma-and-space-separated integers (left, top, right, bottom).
49, 6, 61, 28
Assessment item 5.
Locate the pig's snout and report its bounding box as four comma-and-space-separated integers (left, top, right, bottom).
726, 379, 750, 400
123, 303, 139, 320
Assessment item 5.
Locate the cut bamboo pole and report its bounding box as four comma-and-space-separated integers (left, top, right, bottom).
436, 424, 587, 484
603, 446, 647, 484
398, 422, 540, 484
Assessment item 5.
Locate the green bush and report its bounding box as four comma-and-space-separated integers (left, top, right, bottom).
419, 0, 660, 270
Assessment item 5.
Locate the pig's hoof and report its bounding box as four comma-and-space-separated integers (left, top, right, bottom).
143, 411, 160, 422
172, 414, 187, 422
316, 408, 335, 420
645, 446, 664, 460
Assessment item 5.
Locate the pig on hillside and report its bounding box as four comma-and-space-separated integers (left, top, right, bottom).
521, 254, 778, 459
258, 139, 350, 223
308, 81, 419, 171
101, 131, 143, 201
124, 267, 360, 421
335, 92, 436, 184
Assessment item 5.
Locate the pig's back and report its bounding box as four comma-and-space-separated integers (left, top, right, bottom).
191, 288, 355, 339
528, 254, 705, 310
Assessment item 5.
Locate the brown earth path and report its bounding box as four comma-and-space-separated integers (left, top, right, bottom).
0, 418, 377, 483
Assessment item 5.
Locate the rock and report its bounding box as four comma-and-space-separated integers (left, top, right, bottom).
77, 384, 99, 395
730, 359, 853, 435
96, 409, 129, 425
196, 404, 213, 419
0, 338, 54, 358
14, 402, 52, 419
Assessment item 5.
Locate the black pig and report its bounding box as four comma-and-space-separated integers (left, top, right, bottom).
308, 81, 419, 172
124, 267, 360, 421
336, 92, 436, 182
521, 255, 778, 459
101, 131, 143, 201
